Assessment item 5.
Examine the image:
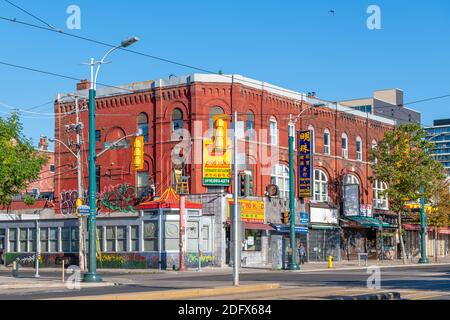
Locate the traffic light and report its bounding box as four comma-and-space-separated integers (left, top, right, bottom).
239, 171, 254, 197
239, 172, 246, 197
75, 198, 83, 217
212, 115, 227, 152
132, 136, 144, 171
282, 211, 290, 224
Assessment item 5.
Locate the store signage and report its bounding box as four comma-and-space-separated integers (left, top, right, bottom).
298, 130, 314, 198
360, 204, 373, 217
77, 205, 90, 216
228, 199, 265, 223
343, 184, 360, 216
299, 212, 309, 225
202, 138, 231, 186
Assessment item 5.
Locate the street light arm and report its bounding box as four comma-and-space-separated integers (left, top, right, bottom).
50, 138, 78, 159
95, 133, 138, 159
93, 45, 122, 89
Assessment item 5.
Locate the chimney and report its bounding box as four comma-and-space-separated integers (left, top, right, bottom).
38, 136, 49, 151
77, 79, 91, 91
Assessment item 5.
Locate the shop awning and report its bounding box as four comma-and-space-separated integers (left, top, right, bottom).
345, 216, 391, 228
310, 224, 340, 230
271, 224, 309, 234
403, 224, 450, 234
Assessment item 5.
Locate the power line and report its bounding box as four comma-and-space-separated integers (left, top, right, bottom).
3, 0, 58, 30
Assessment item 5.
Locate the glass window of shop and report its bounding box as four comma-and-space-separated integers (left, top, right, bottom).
0, 229, 5, 250
9, 228, 17, 253
131, 226, 139, 252
40, 228, 48, 253
49, 228, 58, 252
97, 226, 104, 252
106, 227, 116, 252
187, 221, 199, 252
28, 228, 36, 253
117, 226, 127, 252
71, 228, 79, 252
62, 227, 71, 252
164, 221, 180, 251
19, 228, 27, 252
202, 226, 210, 252
243, 229, 262, 251
144, 221, 158, 252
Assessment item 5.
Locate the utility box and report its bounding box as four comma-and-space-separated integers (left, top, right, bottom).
271, 235, 283, 270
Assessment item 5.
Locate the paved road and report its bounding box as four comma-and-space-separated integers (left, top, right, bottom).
0, 265, 449, 300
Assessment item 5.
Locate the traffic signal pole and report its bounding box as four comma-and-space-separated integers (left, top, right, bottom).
233, 111, 240, 286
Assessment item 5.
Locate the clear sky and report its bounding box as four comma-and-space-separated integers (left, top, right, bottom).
1, 0, 450, 149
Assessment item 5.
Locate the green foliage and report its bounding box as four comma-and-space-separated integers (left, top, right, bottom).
428, 179, 450, 228
23, 195, 36, 206
0, 113, 48, 206
370, 123, 446, 214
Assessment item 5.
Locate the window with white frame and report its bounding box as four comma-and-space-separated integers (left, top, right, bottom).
356, 136, 363, 161
269, 117, 278, 146
117, 226, 127, 252
49, 228, 58, 252
271, 164, 290, 198
9, 228, 17, 253
314, 169, 329, 202
371, 140, 378, 163
308, 125, 315, 153
324, 129, 331, 155
106, 226, 116, 252
19, 228, 27, 252
144, 221, 158, 252
131, 226, 139, 252
40, 228, 48, 253
62, 227, 71, 252
344, 174, 360, 186
29, 228, 36, 253
342, 133, 348, 159
373, 180, 389, 209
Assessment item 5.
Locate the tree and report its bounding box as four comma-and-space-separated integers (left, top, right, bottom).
0, 113, 48, 207
428, 177, 450, 262
370, 123, 446, 264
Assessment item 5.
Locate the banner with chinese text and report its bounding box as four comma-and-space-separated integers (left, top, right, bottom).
298, 130, 314, 198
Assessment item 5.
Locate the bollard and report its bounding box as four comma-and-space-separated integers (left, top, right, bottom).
328, 255, 334, 269
12, 260, 19, 277
62, 258, 65, 283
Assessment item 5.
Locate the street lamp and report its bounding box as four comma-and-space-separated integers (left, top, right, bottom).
83, 36, 139, 283
287, 103, 324, 270
418, 131, 447, 264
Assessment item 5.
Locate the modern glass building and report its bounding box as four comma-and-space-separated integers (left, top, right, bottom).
426, 119, 450, 177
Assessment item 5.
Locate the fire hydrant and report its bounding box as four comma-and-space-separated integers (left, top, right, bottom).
328, 256, 334, 269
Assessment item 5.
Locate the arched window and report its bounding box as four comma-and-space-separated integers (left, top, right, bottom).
271, 164, 289, 198
344, 174, 360, 186
314, 169, 328, 202
138, 113, 149, 143
308, 125, 315, 153
269, 116, 278, 146
324, 129, 331, 155
373, 180, 388, 209
356, 136, 363, 161
209, 106, 225, 131
371, 140, 378, 163
246, 111, 255, 140
172, 108, 184, 132
341, 133, 348, 159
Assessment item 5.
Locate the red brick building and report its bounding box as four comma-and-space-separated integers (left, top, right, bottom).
54, 74, 399, 261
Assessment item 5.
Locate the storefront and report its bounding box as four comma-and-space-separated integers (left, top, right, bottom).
309, 205, 341, 261
404, 224, 450, 259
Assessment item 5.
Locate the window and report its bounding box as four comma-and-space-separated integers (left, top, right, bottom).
209, 106, 225, 132
96, 166, 101, 194
344, 174, 360, 186
40, 228, 48, 253
164, 221, 179, 251
19, 228, 27, 252
71, 228, 79, 252
187, 221, 199, 252
144, 221, 158, 251
97, 227, 104, 252
9, 229, 17, 253
246, 111, 255, 140
356, 136, 363, 161
269, 117, 278, 146
29, 228, 36, 253
0, 229, 5, 250
138, 113, 149, 143
271, 164, 290, 198
244, 229, 262, 251
137, 171, 150, 198
95, 130, 101, 142
172, 109, 184, 133
202, 226, 210, 252
62, 227, 70, 252
373, 180, 389, 210
342, 133, 348, 159
371, 140, 378, 163
106, 227, 116, 252
324, 129, 331, 155
308, 125, 315, 153
314, 169, 329, 202
49, 228, 58, 252
131, 226, 139, 252
50, 164, 55, 173
116, 226, 127, 252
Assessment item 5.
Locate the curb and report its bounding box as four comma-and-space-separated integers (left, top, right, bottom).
0, 281, 117, 290
333, 292, 401, 300
52, 283, 281, 300
286, 262, 450, 273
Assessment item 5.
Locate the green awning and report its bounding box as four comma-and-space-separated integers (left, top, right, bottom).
346, 216, 391, 228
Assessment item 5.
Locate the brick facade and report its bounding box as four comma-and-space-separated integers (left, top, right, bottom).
54, 74, 394, 215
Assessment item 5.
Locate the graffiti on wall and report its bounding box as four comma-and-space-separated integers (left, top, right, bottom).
60, 183, 142, 215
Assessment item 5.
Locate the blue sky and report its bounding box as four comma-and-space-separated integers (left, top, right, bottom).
0, 0, 450, 148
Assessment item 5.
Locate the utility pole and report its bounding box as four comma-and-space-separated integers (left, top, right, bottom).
288, 116, 300, 270
232, 111, 240, 286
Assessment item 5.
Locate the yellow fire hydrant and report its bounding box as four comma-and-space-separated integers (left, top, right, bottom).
328, 256, 334, 269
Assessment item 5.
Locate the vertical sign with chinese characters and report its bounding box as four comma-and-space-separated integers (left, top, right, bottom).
298, 130, 314, 198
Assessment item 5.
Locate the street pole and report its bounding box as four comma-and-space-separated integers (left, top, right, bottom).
419, 185, 429, 264
179, 195, 186, 271
288, 117, 300, 270
35, 219, 40, 278
83, 58, 102, 282
233, 111, 240, 286
74, 97, 86, 272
